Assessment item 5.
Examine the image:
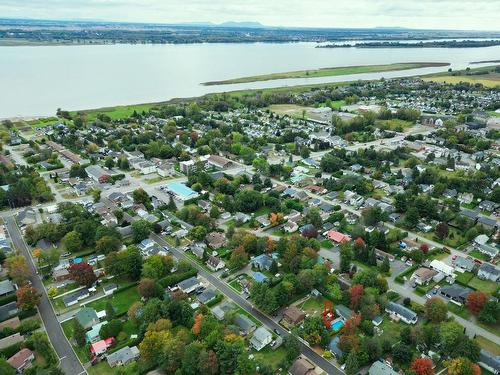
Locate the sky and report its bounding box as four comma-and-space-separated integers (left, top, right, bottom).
1, 0, 500, 31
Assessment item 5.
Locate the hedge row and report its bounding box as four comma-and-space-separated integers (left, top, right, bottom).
158, 268, 197, 288
0, 341, 22, 358
0, 293, 17, 307
205, 294, 223, 308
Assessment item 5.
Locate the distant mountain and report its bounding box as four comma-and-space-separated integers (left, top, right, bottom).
217, 21, 265, 28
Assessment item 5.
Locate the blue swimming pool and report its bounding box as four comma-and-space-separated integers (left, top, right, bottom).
331, 320, 344, 331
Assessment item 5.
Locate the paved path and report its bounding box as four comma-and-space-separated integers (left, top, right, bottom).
5, 217, 86, 375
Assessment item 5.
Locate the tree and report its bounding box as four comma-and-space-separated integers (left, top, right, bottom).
100, 319, 123, 339
380, 256, 390, 273
340, 245, 352, 273
139, 278, 161, 299
228, 246, 249, 270
349, 284, 364, 311
425, 297, 448, 323
4, 255, 31, 284
435, 222, 449, 240
72, 319, 86, 346
96, 235, 122, 254
405, 207, 419, 228
466, 291, 487, 315
478, 300, 499, 324
345, 352, 360, 375
410, 358, 434, 375
68, 262, 96, 287
105, 299, 115, 319
142, 255, 173, 280
446, 357, 480, 375
393, 343, 412, 364
283, 335, 300, 364
16, 285, 40, 310
440, 321, 464, 354
62, 230, 83, 253
133, 188, 150, 206
132, 219, 151, 242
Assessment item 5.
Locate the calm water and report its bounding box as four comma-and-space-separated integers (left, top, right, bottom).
1, 42, 499, 118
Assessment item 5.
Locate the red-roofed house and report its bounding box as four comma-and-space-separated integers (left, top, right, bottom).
327, 231, 351, 243
7, 348, 34, 372
90, 338, 114, 356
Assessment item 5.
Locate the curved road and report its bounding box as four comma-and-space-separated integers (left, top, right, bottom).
6, 217, 86, 375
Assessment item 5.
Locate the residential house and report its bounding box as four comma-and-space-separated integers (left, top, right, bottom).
329, 336, 343, 358
478, 263, 500, 282
283, 306, 306, 326
207, 255, 225, 272
211, 301, 235, 321
0, 302, 19, 322
85, 165, 109, 183
7, 348, 34, 373
190, 242, 206, 259
0, 317, 21, 331
326, 230, 351, 244
136, 160, 156, 175
177, 277, 201, 294
53, 268, 71, 282
478, 244, 499, 258
75, 307, 99, 330
86, 321, 108, 343
288, 357, 316, 375
197, 289, 217, 305
479, 349, 500, 375
479, 200, 498, 212
179, 160, 196, 174
386, 302, 418, 324
284, 221, 299, 233
252, 272, 268, 283
452, 256, 475, 273
335, 305, 353, 321
17, 208, 37, 226
90, 338, 114, 356
477, 216, 498, 230
234, 314, 256, 335
0, 279, 15, 296
157, 162, 174, 177
235, 212, 251, 223
206, 232, 227, 249
0, 333, 24, 350
440, 284, 473, 305
63, 289, 90, 307
252, 254, 274, 271
103, 284, 118, 296
250, 327, 273, 351
368, 361, 399, 375
255, 215, 271, 228
412, 268, 438, 285
207, 155, 232, 169
429, 260, 455, 277
107, 346, 140, 367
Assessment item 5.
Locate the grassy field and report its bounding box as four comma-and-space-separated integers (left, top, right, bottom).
422, 65, 500, 88
447, 302, 471, 319
70, 103, 159, 121
375, 119, 413, 132
229, 279, 243, 293
298, 296, 329, 316
83, 286, 140, 316
203, 62, 449, 85
468, 277, 499, 295
253, 346, 287, 370
475, 335, 500, 356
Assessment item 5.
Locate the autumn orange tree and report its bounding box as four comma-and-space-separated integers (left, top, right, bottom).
192, 314, 203, 335
4, 255, 31, 285
466, 291, 487, 315
410, 358, 434, 375
349, 284, 364, 311
446, 357, 480, 375
16, 285, 41, 310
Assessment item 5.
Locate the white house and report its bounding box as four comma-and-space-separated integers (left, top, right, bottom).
429, 259, 455, 278
250, 327, 273, 351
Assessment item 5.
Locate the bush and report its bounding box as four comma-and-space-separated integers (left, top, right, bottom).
18, 308, 37, 319
0, 294, 17, 306
205, 294, 223, 308
158, 269, 197, 288
0, 342, 22, 358
18, 319, 41, 334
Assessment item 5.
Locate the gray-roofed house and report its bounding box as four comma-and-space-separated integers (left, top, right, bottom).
63, 288, 90, 307
234, 314, 256, 336
17, 208, 37, 226
479, 200, 499, 212
452, 256, 475, 272
328, 336, 343, 358
440, 284, 473, 305
107, 346, 140, 367
335, 305, 353, 321
478, 244, 499, 258
197, 289, 216, 305
75, 307, 99, 329
369, 361, 399, 375
0, 279, 15, 296
0, 302, 18, 322
478, 263, 500, 282
477, 216, 498, 229
190, 242, 206, 259
211, 301, 235, 321
479, 349, 500, 375
386, 302, 418, 324
250, 327, 273, 351
252, 254, 274, 271
178, 277, 201, 294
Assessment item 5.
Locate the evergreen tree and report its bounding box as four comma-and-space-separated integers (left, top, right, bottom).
72, 319, 86, 346
345, 352, 359, 375
105, 299, 115, 319
380, 256, 390, 273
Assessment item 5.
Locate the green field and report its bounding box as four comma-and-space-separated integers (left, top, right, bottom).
83, 286, 140, 316
203, 62, 450, 85
253, 346, 287, 370
375, 119, 413, 132
70, 103, 159, 121
422, 65, 500, 88
468, 277, 499, 295
447, 302, 471, 319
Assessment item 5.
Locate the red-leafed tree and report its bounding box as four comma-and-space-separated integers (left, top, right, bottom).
301, 226, 318, 239
16, 285, 41, 310
343, 312, 361, 335
68, 262, 96, 287
419, 244, 429, 253
354, 237, 365, 248
466, 291, 487, 315
410, 358, 434, 375
435, 222, 449, 240
192, 314, 203, 335
349, 284, 364, 311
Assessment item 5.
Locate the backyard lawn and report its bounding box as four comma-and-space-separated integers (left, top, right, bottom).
298, 296, 329, 316
447, 302, 471, 319
87, 361, 118, 375
377, 318, 406, 345
253, 346, 287, 370
61, 320, 91, 363
229, 279, 243, 293
320, 239, 334, 249
455, 272, 474, 285
467, 250, 488, 261
83, 286, 140, 316
468, 277, 499, 295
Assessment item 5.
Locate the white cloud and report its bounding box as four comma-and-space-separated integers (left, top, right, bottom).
0, 0, 499, 30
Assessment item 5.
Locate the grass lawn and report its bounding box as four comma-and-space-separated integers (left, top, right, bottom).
254, 207, 272, 217
468, 250, 489, 261
298, 296, 329, 316
329, 100, 346, 109
320, 239, 334, 249
204, 62, 449, 85
475, 335, 500, 356
375, 119, 412, 132
83, 286, 140, 316
422, 74, 500, 88
377, 318, 406, 345
455, 272, 474, 285
87, 361, 118, 375
253, 346, 287, 370
61, 320, 91, 363
71, 103, 157, 121
468, 277, 499, 294
229, 279, 242, 293
447, 302, 471, 319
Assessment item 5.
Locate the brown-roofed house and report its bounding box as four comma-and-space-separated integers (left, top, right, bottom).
412, 267, 438, 286
289, 357, 316, 375
283, 305, 306, 326
7, 348, 34, 373
206, 232, 227, 249
0, 316, 21, 331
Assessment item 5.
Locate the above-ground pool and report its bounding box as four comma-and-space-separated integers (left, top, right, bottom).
331, 319, 344, 331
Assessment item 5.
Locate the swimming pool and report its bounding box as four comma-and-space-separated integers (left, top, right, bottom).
331, 320, 344, 331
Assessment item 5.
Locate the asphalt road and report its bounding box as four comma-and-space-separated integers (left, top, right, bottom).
5, 217, 86, 375
150, 232, 343, 375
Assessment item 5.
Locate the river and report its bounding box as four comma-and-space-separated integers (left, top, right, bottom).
1, 42, 499, 118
